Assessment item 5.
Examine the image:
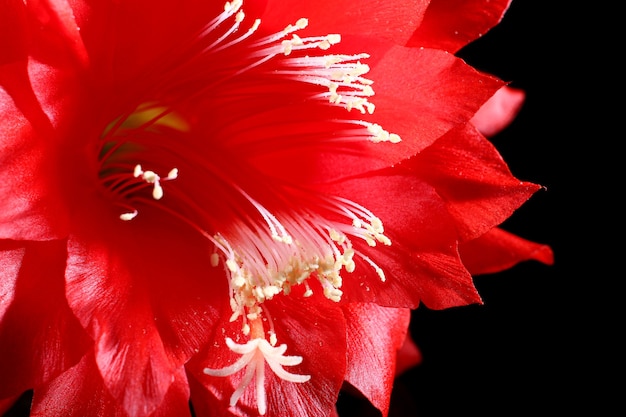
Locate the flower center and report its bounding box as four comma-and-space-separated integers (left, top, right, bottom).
94, 0, 401, 412
96, 102, 189, 220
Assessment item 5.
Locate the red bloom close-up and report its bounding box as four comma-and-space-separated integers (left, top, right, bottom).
0, 0, 553, 416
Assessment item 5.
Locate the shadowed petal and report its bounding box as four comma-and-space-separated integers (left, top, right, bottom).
30, 353, 192, 417
0, 240, 91, 399
64, 215, 224, 417
342, 304, 411, 417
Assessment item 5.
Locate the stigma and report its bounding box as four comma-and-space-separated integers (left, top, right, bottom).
203, 320, 310, 415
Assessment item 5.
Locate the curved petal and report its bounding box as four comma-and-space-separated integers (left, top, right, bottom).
471, 86, 525, 137
25, 0, 89, 68
342, 304, 410, 417
260, 0, 430, 45
65, 213, 225, 417
30, 353, 193, 417
249, 45, 504, 185
0, 241, 24, 319
332, 175, 481, 309
359, 45, 504, 166
0, 240, 91, 399
459, 227, 554, 275
410, 122, 542, 241
70, 0, 266, 91
0, 65, 71, 240
0, 392, 25, 416
407, 0, 512, 53
30, 354, 128, 417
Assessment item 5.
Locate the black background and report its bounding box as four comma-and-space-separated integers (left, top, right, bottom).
341, 1, 582, 416
391, 1, 581, 416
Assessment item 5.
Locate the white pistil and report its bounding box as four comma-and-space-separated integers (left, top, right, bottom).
204, 337, 310, 415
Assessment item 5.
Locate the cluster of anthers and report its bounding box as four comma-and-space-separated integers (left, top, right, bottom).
100, 0, 402, 414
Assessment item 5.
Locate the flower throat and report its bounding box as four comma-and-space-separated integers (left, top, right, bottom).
94, 1, 400, 414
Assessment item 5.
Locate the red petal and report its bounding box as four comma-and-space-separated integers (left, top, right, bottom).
459, 227, 554, 275
64, 216, 225, 417
0, 63, 72, 240
257, 45, 504, 185
24, 0, 89, 68
264, 294, 346, 417
0, 241, 24, 319
72, 1, 262, 88
362, 45, 504, 166
408, 0, 512, 53
0, 393, 26, 416
332, 175, 481, 309
411, 122, 543, 241
342, 304, 411, 417
260, 0, 430, 45
31, 354, 128, 417
0, 240, 91, 398
0, 0, 28, 65
189, 289, 346, 417
471, 86, 525, 137
30, 353, 193, 417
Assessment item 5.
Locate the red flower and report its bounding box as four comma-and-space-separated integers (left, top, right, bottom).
0, 0, 553, 416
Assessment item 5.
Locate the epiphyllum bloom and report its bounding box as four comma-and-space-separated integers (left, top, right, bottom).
0, 0, 553, 416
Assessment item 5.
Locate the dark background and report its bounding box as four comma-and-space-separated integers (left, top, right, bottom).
341, 1, 582, 416
391, 1, 581, 416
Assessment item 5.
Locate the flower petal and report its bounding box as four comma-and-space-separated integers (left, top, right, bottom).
471, 86, 525, 137
0, 65, 71, 240
0, 240, 91, 399
65, 216, 225, 416
25, 0, 89, 67
30, 353, 193, 417
459, 227, 554, 275
0, 393, 24, 416
0, 241, 24, 319
410, 122, 543, 241
342, 304, 411, 417
0, 0, 28, 65
260, 0, 429, 45
408, 0, 513, 53
357, 45, 504, 168
332, 175, 481, 309
252, 45, 504, 184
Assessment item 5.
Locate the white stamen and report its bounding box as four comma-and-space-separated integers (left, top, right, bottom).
120, 211, 138, 221
167, 168, 179, 179
117, 165, 179, 221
